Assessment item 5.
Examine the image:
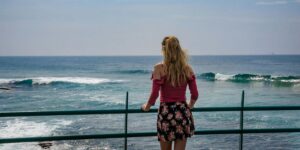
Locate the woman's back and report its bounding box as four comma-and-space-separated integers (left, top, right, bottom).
147, 62, 198, 106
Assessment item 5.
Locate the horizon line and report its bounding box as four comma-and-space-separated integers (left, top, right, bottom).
0, 54, 300, 57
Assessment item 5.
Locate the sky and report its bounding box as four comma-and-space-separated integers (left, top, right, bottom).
0, 0, 300, 56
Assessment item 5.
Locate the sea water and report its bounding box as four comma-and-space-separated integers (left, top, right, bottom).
0, 55, 299, 150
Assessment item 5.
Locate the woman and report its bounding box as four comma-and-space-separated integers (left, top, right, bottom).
141, 36, 199, 150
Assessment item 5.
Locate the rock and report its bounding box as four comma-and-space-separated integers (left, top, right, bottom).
38, 142, 53, 149
0, 87, 10, 90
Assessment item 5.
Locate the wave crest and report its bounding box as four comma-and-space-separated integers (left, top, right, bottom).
115, 69, 151, 74
0, 77, 127, 85
198, 72, 300, 83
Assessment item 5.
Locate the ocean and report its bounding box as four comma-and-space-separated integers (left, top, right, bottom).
0, 55, 299, 150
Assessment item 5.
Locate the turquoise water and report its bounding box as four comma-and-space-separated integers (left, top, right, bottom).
0, 55, 299, 150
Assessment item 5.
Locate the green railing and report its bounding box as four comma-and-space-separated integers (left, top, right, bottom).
0, 90, 300, 150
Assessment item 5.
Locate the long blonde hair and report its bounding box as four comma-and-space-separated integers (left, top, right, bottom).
161, 36, 192, 87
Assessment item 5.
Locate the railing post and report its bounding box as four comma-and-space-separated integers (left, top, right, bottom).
239, 90, 245, 150
124, 91, 129, 150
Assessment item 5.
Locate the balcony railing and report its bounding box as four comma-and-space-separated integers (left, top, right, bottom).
0, 91, 300, 150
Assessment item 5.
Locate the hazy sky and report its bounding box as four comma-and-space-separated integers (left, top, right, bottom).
0, 0, 300, 56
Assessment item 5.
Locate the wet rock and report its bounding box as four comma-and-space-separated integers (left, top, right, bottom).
0, 87, 10, 90
38, 142, 53, 149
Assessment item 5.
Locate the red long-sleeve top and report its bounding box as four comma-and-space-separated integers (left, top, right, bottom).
147, 63, 199, 106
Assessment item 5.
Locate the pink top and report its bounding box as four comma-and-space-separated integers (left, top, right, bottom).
147, 63, 199, 106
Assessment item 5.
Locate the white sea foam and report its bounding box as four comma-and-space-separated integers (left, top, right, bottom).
0, 118, 117, 150
0, 77, 128, 85
0, 79, 13, 84
207, 73, 300, 83
280, 79, 300, 83
0, 118, 72, 138
249, 77, 266, 81
0, 142, 74, 150
214, 73, 234, 81
0, 118, 73, 150
214, 73, 267, 81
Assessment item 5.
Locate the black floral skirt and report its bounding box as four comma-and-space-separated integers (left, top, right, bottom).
157, 101, 195, 142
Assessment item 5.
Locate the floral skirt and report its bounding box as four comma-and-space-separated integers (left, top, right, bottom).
157, 101, 195, 142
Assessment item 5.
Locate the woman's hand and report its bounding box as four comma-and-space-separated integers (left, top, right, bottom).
188, 100, 196, 109
141, 103, 151, 112
188, 103, 194, 109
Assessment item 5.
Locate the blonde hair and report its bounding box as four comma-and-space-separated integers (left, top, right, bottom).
161, 36, 192, 87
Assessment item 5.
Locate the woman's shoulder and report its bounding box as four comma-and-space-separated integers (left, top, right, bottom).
152, 62, 166, 80
186, 64, 195, 75
186, 65, 196, 81
154, 62, 165, 69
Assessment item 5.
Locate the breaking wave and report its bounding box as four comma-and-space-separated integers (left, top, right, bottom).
198, 72, 300, 83
0, 77, 127, 86
114, 69, 151, 74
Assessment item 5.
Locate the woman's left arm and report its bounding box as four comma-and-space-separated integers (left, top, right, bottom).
141, 64, 163, 111
141, 79, 161, 111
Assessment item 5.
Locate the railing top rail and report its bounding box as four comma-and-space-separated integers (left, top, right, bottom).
0, 106, 300, 117
1, 91, 299, 149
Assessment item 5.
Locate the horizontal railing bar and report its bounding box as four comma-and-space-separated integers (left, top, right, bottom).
244, 128, 300, 133
193, 106, 300, 111
0, 109, 128, 117
243, 106, 300, 111
1, 128, 300, 144
0, 106, 300, 117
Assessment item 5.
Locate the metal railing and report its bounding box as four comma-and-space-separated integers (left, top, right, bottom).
0, 90, 300, 150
